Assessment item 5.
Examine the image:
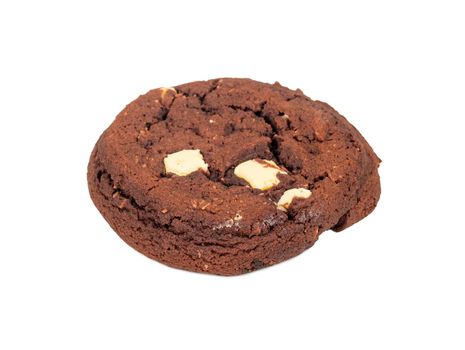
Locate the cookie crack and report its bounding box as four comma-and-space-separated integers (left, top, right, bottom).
307, 172, 331, 190
135, 93, 178, 150
176, 79, 222, 116
199, 78, 221, 104
224, 101, 290, 173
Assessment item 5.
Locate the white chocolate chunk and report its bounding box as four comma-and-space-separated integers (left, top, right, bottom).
234, 159, 287, 190
277, 188, 312, 211
164, 149, 208, 176
160, 87, 177, 99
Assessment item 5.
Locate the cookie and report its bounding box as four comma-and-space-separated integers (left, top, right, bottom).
87, 78, 381, 275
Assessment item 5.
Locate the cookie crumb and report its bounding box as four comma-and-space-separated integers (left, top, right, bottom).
118, 199, 128, 209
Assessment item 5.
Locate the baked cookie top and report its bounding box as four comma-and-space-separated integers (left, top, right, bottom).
94, 78, 380, 243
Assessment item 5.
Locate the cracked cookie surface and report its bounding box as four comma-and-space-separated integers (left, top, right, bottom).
87, 78, 381, 275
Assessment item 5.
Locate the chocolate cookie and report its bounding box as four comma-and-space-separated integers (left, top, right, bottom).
88, 78, 381, 275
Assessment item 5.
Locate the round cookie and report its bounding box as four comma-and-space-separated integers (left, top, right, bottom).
87, 78, 381, 275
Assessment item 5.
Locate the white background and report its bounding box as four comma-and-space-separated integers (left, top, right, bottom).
1, 1, 464, 349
